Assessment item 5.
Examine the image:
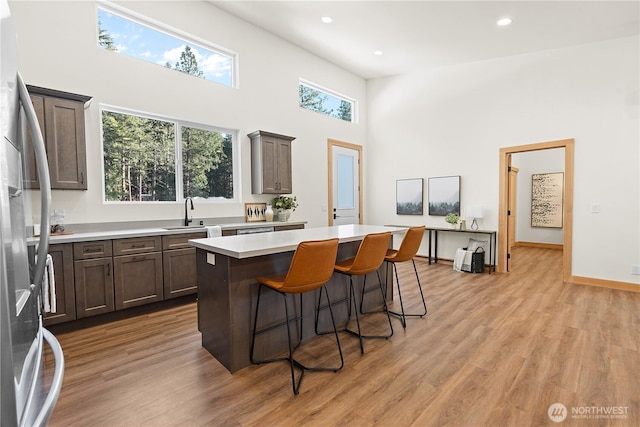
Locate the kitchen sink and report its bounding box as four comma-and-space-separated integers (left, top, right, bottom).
162, 225, 207, 230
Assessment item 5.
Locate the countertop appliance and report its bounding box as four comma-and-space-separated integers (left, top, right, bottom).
1, 0, 64, 425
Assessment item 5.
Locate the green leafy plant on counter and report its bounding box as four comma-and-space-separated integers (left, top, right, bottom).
272, 195, 298, 211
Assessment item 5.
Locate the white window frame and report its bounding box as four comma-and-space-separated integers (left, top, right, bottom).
299, 78, 358, 123
97, 0, 239, 88
99, 104, 240, 204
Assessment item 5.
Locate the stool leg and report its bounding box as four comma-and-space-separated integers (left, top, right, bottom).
322, 284, 344, 371
282, 293, 303, 395
250, 284, 264, 364
412, 258, 428, 316
386, 259, 428, 327
376, 269, 394, 338
348, 275, 365, 354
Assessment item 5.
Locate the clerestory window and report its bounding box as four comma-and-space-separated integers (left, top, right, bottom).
97, 2, 236, 87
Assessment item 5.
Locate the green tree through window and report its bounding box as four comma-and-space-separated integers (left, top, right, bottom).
298, 81, 354, 122
102, 110, 234, 202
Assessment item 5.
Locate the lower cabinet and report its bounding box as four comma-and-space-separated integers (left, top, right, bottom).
44, 243, 76, 325
163, 248, 197, 299
73, 240, 114, 319
161, 232, 204, 299
74, 257, 114, 318
45, 225, 304, 324
114, 252, 163, 310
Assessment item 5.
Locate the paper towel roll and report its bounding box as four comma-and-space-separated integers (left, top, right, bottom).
206, 225, 222, 238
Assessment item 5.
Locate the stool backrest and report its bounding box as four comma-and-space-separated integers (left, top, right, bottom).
347, 232, 392, 275
392, 226, 425, 262
281, 238, 340, 293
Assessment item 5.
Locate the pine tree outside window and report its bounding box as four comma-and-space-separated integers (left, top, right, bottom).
97, 3, 236, 87
298, 80, 356, 123
101, 108, 237, 203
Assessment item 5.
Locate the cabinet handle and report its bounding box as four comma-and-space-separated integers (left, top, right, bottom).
132, 256, 147, 262
105, 263, 111, 277
80, 171, 84, 184
131, 244, 146, 249
84, 248, 101, 253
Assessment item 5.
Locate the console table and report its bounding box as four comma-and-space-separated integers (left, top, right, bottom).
425, 227, 497, 273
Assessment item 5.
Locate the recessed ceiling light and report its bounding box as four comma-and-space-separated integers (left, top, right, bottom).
497, 17, 512, 26
374, 50, 383, 56
321, 16, 333, 24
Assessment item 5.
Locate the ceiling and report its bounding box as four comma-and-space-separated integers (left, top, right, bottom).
209, 1, 640, 79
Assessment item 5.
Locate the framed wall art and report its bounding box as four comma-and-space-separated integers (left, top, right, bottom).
244, 202, 267, 222
428, 175, 460, 216
396, 178, 423, 215
531, 172, 564, 228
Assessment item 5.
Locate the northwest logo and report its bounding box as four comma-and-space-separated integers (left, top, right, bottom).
548, 403, 568, 423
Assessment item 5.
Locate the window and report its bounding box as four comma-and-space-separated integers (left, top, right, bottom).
97, 2, 235, 87
101, 107, 236, 202
299, 80, 355, 122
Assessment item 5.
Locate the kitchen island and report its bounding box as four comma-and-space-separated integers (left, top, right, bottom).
190, 224, 406, 373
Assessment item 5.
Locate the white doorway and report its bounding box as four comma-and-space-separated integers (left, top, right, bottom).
328, 140, 362, 225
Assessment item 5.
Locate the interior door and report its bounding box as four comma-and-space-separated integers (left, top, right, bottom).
330, 144, 360, 225
508, 166, 519, 252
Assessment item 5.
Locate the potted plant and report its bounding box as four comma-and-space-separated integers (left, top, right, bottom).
445, 213, 459, 229
272, 195, 298, 221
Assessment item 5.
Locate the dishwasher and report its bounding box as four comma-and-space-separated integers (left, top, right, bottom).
236, 226, 275, 235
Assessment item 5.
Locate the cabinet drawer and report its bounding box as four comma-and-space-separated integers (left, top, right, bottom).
162, 232, 206, 250
113, 236, 162, 256
222, 229, 237, 236
274, 224, 304, 232
73, 240, 113, 260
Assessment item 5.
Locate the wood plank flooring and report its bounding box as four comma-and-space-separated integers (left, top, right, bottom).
44, 247, 640, 426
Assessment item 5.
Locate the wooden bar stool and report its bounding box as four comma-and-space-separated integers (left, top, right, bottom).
318, 231, 393, 355
250, 238, 342, 395
384, 226, 427, 328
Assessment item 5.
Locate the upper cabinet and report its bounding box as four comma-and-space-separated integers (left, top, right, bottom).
25, 85, 91, 190
249, 130, 295, 194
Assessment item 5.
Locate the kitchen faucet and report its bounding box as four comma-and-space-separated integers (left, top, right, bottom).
184, 197, 194, 226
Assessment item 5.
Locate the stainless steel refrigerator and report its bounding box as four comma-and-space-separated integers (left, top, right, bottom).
1, 0, 64, 425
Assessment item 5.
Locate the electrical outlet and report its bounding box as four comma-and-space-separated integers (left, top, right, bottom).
591, 203, 600, 214
632, 264, 640, 275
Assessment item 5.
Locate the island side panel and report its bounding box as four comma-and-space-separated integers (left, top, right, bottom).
196, 248, 233, 370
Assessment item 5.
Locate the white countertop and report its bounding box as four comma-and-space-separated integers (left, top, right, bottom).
45, 221, 307, 244
189, 224, 408, 259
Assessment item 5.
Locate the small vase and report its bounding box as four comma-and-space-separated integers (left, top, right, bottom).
277, 210, 286, 222
265, 205, 274, 222
285, 209, 291, 222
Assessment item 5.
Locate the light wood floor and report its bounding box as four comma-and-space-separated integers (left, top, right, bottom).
44, 247, 640, 426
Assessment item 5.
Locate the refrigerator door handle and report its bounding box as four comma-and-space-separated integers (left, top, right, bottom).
30, 328, 64, 427
17, 72, 51, 288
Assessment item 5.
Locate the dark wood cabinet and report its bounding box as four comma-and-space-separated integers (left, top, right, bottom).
73, 240, 114, 319
274, 224, 305, 232
44, 243, 76, 325
113, 237, 163, 310
249, 130, 295, 194
113, 252, 163, 310
74, 257, 114, 318
161, 233, 204, 299
25, 86, 91, 190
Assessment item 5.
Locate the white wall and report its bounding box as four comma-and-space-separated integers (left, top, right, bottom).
10, 0, 367, 227
367, 36, 639, 284
512, 149, 564, 245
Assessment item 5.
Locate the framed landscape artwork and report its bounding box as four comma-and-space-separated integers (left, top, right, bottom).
428, 175, 460, 216
396, 178, 423, 215
531, 172, 564, 228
